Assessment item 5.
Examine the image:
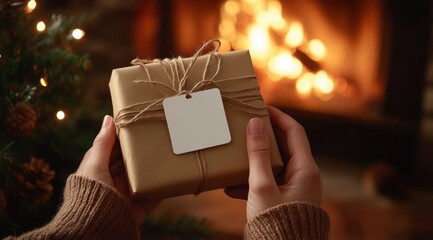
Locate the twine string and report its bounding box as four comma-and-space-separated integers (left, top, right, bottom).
194, 150, 207, 195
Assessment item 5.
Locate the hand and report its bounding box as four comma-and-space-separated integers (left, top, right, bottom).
225, 106, 321, 221
76, 115, 161, 226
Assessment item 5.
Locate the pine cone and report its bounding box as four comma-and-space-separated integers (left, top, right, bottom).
13, 157, 55, 204
0, 190, 6, 214
5, 102, 38, 136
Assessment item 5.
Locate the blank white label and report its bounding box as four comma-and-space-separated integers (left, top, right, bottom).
163, 88, 231, 155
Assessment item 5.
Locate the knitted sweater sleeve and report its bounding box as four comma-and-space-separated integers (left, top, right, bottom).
5, 174, 139, 240
244, 202, 330, 240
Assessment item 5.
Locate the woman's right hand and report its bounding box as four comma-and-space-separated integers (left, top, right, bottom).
225, 106, 322, 221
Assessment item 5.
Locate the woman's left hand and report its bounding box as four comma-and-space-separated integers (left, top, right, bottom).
77, 115, 161, 226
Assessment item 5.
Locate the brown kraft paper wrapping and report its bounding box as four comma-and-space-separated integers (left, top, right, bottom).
109, 46, 283, 199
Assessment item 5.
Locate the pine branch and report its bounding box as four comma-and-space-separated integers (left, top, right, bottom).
141, 212, 218, 240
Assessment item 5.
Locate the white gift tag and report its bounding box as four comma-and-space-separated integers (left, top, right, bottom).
163, 88, 231, 155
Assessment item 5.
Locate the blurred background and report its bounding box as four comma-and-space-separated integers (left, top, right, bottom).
1, 0, 433, 239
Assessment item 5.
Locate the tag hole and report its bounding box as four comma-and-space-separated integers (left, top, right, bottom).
185, 94, 192, 99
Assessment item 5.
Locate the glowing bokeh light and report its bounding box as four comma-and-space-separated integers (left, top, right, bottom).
313, 71, 334, 94
56, 110, 66, 120
36, 21, 46, 32
26, 0, 37, 12
296, 72, 314, 96
285, 21, 304, 48
309, 39, 327, 60
72, 29, 85, 40
40, 77, 48, 87
268, 51, 303, 79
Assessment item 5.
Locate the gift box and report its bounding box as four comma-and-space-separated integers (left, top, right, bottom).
109, 40, 283, 198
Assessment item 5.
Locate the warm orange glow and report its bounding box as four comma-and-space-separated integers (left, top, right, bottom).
266, 1, 286, 30
218, 0, 334, 100
233, 34, 248, 51
309, 39, 327, 60
285, 21, 304, 48
337, 78, 349, 93
36, 21, 46, 32
224, 1, 241, 15
248, 25, 271, 60
242, 0, 264, 15
40, 77, 48, 87
296, 72, 314, 96
313, 71, 334, 94
219, 19, 236, 39
219, 38, 232, 52
268, 51, 303, 79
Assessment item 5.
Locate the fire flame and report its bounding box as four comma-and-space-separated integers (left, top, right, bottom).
285, 21, 304, 48
268, 51, 303, 79
218, 0, 339, 99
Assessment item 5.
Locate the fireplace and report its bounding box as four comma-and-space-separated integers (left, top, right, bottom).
133, 0, 430, 173
215, 0, 384, 116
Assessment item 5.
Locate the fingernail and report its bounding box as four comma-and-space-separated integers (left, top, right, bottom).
248, 118, 265, 136
101, 115, 111, 129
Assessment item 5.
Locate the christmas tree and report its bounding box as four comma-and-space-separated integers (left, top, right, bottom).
0, 0, 98, 235
0, 1, 216, 238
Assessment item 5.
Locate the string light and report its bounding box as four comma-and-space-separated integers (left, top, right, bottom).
26, 0, 37, 13
40, 77, 48, 87
36, 21, 46, 32
71, 29, 85, 40
56, 110, 65, 120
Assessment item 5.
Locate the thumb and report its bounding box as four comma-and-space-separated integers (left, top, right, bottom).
246, 118, 278, 197
87, 115, 116, 168
77, 115, 116, 186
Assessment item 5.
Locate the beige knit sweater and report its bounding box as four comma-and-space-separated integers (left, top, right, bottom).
6, 175, 329, 239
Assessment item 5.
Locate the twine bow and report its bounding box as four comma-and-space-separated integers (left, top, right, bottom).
114, 39, 267, 130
